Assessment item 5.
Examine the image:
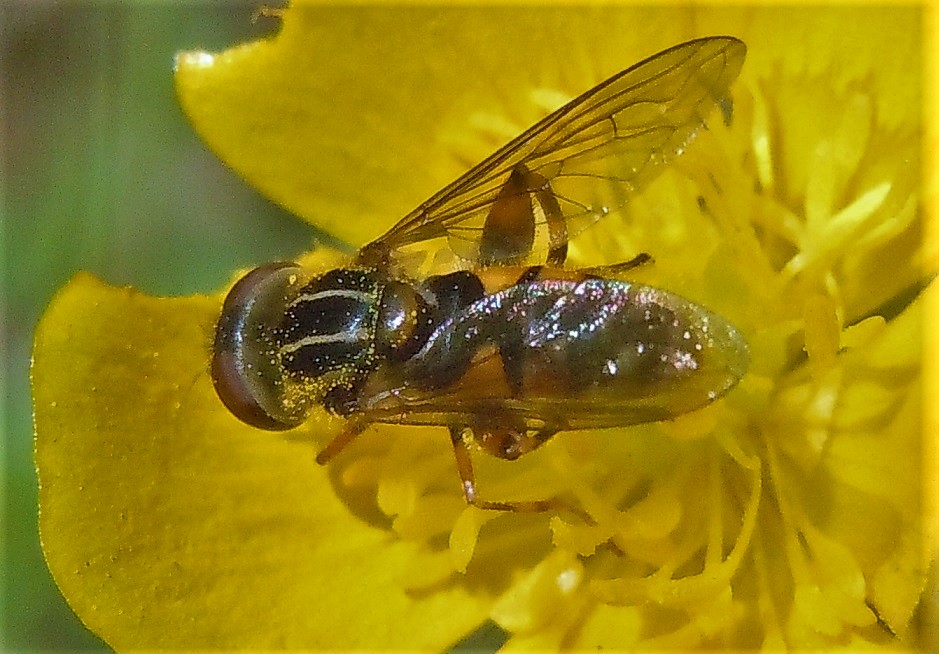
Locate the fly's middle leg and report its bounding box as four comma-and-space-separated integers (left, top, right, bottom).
448, 426, 592, 521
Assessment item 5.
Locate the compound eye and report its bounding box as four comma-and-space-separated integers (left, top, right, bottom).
212, 262, 309, 430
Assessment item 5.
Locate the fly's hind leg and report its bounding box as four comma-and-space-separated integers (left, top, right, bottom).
479, 163, 568, 267
448, 426, 592, 521
511, 253, 652, 292
581, 252, 653, 277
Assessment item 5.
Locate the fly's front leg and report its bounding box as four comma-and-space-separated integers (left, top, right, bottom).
315, 420, 369, 464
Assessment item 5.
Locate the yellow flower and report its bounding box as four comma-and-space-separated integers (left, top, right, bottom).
33, 3, 930, 650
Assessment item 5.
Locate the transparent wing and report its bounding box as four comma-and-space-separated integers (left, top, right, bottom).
363, 36, 746, 267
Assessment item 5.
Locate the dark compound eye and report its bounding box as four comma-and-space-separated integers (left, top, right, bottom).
212, 262, 310, 430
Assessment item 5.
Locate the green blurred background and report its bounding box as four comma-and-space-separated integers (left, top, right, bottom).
3, 3, 317, 649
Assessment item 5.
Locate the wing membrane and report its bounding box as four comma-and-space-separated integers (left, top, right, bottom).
364, 37, 746, 266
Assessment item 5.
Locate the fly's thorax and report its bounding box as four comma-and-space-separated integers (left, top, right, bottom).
277, 268, 382, 414
276, 268, 449, 416
327, 270, 490, 415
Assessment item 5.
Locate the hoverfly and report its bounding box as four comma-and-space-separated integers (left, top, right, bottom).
212, 37, 749, 513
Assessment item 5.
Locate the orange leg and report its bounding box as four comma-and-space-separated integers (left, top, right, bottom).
582, 252, 653, 277
479, 164, 568, 267
315, 420, 369, 465
448, 426, 593, 520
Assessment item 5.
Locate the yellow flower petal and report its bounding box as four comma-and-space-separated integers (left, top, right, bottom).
174, 3, 725, 251
33, 273, 488, 648
490, 549, 584, 634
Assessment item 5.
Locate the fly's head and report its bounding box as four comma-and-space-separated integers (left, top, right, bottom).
212, 263, 438, 429
212, 264, 379, 429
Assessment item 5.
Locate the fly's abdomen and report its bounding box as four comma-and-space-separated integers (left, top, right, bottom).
407, 278, 748, 425
531, 282, 746, 401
